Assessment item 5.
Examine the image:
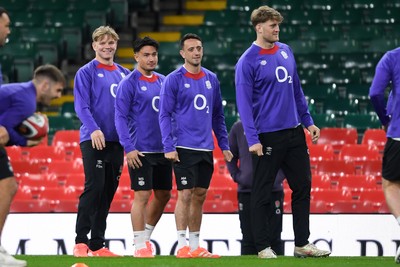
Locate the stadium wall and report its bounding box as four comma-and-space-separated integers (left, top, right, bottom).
3, 214, 399, 257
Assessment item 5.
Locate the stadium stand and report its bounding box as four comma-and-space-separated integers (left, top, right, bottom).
3, 0, 394, 214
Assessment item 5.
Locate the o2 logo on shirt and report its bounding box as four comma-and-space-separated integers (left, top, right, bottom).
194, 94, 209, 113
110, 83, 118, 98
275, 66, 292, 84
152, 96, 160, 112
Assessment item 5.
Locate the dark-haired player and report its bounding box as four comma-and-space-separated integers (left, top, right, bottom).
0, 63, 64, 267
115, 36, 172, 258
159, 33, 233, 258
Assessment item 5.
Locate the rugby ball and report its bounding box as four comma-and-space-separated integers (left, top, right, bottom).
17, 113, 49, 140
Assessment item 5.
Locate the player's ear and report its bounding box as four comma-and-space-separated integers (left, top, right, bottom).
179, 49, 185, 59
134, 53, 139, 62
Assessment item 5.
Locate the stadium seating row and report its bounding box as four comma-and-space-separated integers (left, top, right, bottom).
284, 187, 388, 214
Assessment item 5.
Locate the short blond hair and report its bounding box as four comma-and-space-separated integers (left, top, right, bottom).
250, 6, 283, 28
92, 26, 119, 42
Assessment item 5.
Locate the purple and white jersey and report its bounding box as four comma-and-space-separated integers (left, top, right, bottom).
159, 66, 229, 153
115, 69, 166, 153
369, 47, 400, 138
235, 42, 313, 147
74, 59, 130, 143
0, 64, 3, 87
0, 81, 37, 146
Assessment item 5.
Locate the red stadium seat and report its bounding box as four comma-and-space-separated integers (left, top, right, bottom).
109, 199, 132, 212
359, 190, 385, 203
213, 157, 230, 177
39, 187, 80, 212
362, 129, 386, 152
315, 160, 356, 177
212, 131, 224, 160
52, 130, 80, 161
331, 201, 378, 213
338, 144, 381, 162
44, 160, 83, 186
311, 188, 352, 204
164, 197, 176, 213
360, 159, 382, 176
309, 144, 335, 171
13, 189, 34, 201
312, 174, 332, 189
69, 145, 82, 161
20, 173, 60, 197
11, 160, 43, 176
114, 186, 134, 200
65, 173, 85, 193
27, 146, 66, 164
119, 161, 131, 187
209, 174, 237, 191
318, 128, 358, 152
203, 199, 237, 213
337, 174, 378, 199
378, 202, 390, 214
5, 146, 23, 161
10, 199, 52, 213
310, 200, 331, 214
339, 144, 381, 174
52, 130, 80, 147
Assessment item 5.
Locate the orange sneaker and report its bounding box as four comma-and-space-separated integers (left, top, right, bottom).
176, 246, 192, 258
88, 247, 121, 257
146, 241, 154, 254
190, 247, 220, 258
134, 247, 154, 258
73, 243, 89, 257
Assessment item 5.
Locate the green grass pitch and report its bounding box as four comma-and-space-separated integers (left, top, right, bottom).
16, 255, 393, 267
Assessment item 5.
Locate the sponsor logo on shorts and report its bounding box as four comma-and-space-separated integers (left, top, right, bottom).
180, 176, 187, 185
138, 177, 145, 186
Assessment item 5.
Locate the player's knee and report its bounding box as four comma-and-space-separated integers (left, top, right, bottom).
154, 190, 171, 204
1, 177, 19, 197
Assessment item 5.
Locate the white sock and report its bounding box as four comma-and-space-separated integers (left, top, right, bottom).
177, 230, 187, 249
144, 224, 155, 241
189, 231, 200, 251
396, 216, 400, 225
133, 230, 146, 250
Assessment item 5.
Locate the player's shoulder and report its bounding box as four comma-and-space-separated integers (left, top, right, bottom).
201, 66, 217, 78
385, 47, 400, 58
0, 81, 31, 93
76, 60, 96, 76
114, 62, 131, 74
276, 41, 289, 49
164, 67, 182, 81
153, 71, 166, 81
